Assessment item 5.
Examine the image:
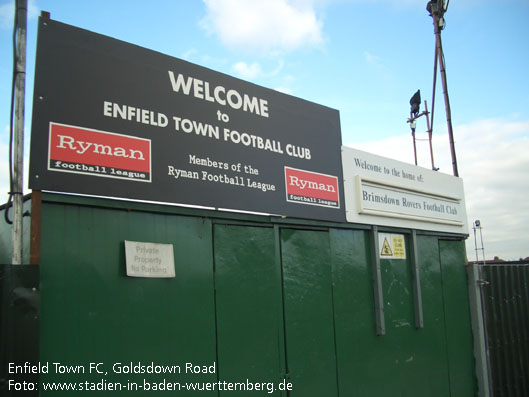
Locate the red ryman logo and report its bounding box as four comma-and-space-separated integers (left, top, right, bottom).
48, 122, 151, 182
285, 167, 340, 208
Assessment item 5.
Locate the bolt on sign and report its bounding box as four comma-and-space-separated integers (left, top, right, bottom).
378, 233, 406, 260
29, 17, 345, 223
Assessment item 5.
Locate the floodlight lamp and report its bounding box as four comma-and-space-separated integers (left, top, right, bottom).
426, 0, 437, 16
409, 89, 421, 117
475, 220, 481, 227
426, 0, 446, 16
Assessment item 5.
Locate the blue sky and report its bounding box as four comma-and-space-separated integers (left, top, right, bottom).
1, 0, 528, 260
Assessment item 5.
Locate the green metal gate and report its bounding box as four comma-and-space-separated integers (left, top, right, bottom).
213, 224, 282, 396
281, 228, 338, 396
0, 193, 477, 396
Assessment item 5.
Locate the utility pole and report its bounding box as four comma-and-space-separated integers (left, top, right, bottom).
12, 0, 27, 264
427, 0, 459, 177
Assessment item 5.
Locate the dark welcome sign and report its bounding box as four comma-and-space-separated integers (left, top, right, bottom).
29, 17, 345, 222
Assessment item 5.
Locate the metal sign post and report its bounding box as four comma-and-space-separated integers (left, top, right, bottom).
12, 0, 27, 264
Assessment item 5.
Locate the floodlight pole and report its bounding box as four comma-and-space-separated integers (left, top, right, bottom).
431, 10, 459, 177
473, 221, 485, 263
12, 0, 27, 264
423, 100, 437, 171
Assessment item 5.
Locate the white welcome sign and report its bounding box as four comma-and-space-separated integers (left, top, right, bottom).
342, 147, 468, 234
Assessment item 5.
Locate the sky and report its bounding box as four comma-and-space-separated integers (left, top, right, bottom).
0, 0, 528, 260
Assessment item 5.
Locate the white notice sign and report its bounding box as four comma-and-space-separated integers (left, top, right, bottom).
125, 241, 175, 278
341, 147, 468, 234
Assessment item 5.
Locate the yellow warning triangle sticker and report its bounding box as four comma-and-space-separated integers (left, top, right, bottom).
381, 237, 393, 256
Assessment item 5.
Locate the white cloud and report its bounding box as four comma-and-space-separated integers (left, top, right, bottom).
232, 61, 263, 79
363, 50, 392, 78
349, 117, 529, 261
364, 51, 382, 66
28, 0, 38, 19
269, 59, 285, 76
181, 48, 198, 61
0, 123, 31, 204
0, 1, 14, 29
231, 59, 284, 80
0, 140, 9, 200
1, 125, 10, 200
273, 86, 294, 95
343, 0, 437, 5
200, 0, 324, 54
0, 0, 39, 30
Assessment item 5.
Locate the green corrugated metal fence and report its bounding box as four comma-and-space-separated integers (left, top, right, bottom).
480, 264, 529, 397
1, 193, 477, 396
